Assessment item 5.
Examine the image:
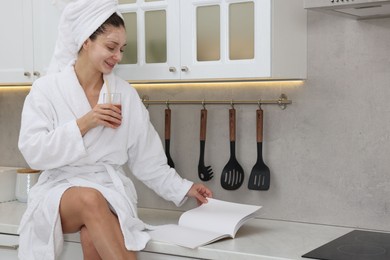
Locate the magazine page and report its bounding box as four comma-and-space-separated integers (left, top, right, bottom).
147, 198, 262, 248
148, 224, 226, 249
179, 198, 262, 237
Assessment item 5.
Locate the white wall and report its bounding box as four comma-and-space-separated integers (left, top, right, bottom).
1, 11, 390, 231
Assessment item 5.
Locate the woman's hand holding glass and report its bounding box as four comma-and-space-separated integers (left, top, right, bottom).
77, 93, 122, 136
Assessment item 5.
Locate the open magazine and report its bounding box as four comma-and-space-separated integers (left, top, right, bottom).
147, 198, 262, 249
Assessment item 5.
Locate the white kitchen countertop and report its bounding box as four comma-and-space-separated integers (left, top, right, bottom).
0, 200, 354, 260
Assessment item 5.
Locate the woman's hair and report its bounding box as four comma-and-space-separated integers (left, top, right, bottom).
89, 12, 125, 41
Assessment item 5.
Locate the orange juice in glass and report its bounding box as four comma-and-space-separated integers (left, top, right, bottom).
103, 93, 121, 127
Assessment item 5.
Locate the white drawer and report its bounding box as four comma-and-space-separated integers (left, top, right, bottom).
0, 233, 19, 260
60, 241, 83, 259
139, 251, 204, 260
0, 233, 204, 260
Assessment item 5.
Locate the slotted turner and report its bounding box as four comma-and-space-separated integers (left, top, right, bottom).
198, 108, 213, 181
221, 108, 244, 190
248, 108, 270, 190
165, 108, 175, 168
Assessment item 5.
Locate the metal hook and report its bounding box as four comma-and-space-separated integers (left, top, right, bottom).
230, 100, 234, 109
166, 100, 170, 109
141, 95, 149, 109
202, 99, 206, 110
278, 94, 287, 110
258, 99, 262, 109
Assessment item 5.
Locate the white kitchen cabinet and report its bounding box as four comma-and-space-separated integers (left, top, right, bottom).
139, 251, 204, 259
116, 0, 306, 82
0, 233, 85, 259
31, 0, 61, 80
181, 0, 307, 80
0, 233, 201, 260
61, 243, 203, 260
60, 241, 84, 259
116, 0, 181, 81
61, 241, 204, 259
0, 0, 60, 85
0, 233, 19, 259
0, 0, 33, 84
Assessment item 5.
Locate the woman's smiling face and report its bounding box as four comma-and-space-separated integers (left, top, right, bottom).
84, 25, 127, 74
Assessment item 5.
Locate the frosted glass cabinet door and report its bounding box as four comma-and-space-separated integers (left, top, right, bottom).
196, 5, 221, 62
145, 10, 167, 64
116, 0, 180, 81
229, 2, 255, 60
0, 0, 34, 84
180, 0, 271, 80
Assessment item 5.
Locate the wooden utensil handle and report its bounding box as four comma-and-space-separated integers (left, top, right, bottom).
229, 108, 236, 141
257, 109, 263, 142
165, 108, 171, 140
200, 109, 207, 141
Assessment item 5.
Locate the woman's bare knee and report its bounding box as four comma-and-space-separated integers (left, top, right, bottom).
60, 187, 109, 233
78, 188, 109, 218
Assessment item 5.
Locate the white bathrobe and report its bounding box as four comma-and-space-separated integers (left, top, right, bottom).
18, 65, 193, 260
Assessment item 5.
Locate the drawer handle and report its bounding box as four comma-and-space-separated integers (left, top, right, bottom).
181, 66, 189, 72
0, 244, 19, 250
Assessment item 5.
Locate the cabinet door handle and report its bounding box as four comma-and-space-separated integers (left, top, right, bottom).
181, 66, 189, 72
24, 72, 31, 77
0, 244, 19, 250
33, 71, 41, 77
169, 67, 176, 72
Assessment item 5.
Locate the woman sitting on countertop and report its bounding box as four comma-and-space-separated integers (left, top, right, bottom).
17, 0, 212, 259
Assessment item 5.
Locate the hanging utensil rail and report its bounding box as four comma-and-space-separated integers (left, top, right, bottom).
142, 94, 291, 110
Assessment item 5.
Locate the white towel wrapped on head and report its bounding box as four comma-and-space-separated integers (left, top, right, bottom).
48, 0, 122, 74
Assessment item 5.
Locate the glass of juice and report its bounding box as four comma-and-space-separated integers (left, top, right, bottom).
103, 93, 122, 127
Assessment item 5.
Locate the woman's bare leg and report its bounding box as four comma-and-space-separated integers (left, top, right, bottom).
80, 225, 102, 260
59, 187, 136, 260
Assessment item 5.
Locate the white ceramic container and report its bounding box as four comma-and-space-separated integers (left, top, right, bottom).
0, 167, 18, 203
15, 169, 41, 203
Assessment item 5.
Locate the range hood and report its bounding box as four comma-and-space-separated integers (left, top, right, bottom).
304, 0, 390, 19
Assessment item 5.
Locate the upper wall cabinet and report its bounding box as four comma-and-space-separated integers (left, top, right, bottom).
116, 0, 307, 82
0, 0, 60, 85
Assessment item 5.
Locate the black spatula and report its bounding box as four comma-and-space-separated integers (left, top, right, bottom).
221, 108, 244, 190
248, 108, 270, 190
165, 108, 175, 168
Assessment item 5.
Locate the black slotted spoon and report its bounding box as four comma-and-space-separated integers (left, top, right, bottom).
248, 108, 270, 190
221, 108, 244, 190
165, 108, 175, 168
198, 108, 213, 181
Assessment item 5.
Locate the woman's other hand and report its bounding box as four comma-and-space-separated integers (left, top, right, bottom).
187, 183, 213, 205
77, 104, 122, 136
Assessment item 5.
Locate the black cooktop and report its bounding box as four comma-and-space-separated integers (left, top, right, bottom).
302, 230, 390, 260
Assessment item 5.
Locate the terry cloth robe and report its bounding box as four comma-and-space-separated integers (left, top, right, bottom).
17, 65, 193, 260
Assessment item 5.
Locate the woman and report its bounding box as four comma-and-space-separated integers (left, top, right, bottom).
18, 0, 212, 259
